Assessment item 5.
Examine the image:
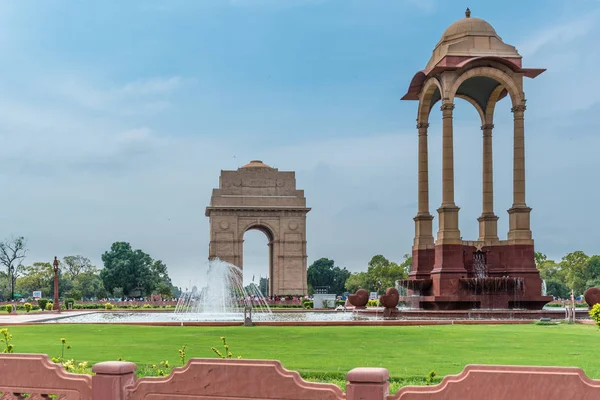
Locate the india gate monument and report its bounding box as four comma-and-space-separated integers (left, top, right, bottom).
206, 160, 310, 296
399, 8, 552, 309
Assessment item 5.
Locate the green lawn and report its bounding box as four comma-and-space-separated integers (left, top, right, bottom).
2, 323, 599, 389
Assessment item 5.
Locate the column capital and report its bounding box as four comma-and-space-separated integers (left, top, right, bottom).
440, 102, 455, 111
481, 123, 495, 131
511, 104, 527, 113
416, 122, 430, 130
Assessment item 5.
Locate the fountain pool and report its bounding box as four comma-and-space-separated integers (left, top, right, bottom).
41, 310, 379, 324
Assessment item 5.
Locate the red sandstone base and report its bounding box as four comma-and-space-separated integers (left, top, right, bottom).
405, 244, 553, 310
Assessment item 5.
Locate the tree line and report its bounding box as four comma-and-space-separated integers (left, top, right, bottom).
306, 254, 411, 296
535, 251, 600, 299
0, 236, 180, 301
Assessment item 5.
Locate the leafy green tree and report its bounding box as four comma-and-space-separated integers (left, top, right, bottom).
345, 272, 368, 293
535, 252, 565, 282
561, 251, 589, 295
259, 277, 269, 296
155, 282, 173, 298
583, 256, 600, 290
307, 258, 350, 295
400, 254, 412, 276
62, 256, 96, 279
100, 242, 154, 297
365, 255, 407, 294
344, 254, 408, 294
15, 263, 54, 299
546, 279, 570, 299
100, 242, 176, 298
72, 271, 105, 300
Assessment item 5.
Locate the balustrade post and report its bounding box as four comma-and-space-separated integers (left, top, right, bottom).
92, 361, 137, 400
346, 367, 389, 400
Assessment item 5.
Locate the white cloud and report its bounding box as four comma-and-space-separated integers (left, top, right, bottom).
518, 11, 599, 57
120, 76, 184, 95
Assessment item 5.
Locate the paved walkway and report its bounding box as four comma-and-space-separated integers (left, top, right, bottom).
0, 311, 94, 324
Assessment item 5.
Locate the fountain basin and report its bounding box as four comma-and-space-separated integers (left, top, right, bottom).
397, 279, 433, 293
459, 277, 524, 295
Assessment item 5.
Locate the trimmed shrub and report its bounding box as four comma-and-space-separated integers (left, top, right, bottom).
23, 302, 32, 312
46, 302, 53, 311
104, 302, 114, 310
143, 303, 153, 309
5, 304, 12, 313
37, 299, 48, 311
367, 299, 379, 307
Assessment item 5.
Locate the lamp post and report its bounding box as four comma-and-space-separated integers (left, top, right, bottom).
53, 256, 60, 311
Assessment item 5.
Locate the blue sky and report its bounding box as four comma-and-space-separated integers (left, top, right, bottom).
0, 0, 598, 289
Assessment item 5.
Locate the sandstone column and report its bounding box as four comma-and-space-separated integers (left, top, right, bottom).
478, 123, 499, 241
413, 122, 434, 248
436, 102, 461, 244
507, 104, 532, 243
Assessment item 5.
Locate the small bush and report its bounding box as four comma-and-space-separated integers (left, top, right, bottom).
46, 302, 54, 311
23, 302, 32, 312
143, 303, 153, 309
37, 299, 48, 311
367, 299, 379, 307
589, 304, 600, 328
5, 304, 12, 313
104, 302, 114, 310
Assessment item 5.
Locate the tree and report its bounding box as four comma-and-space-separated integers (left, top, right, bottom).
307, 258, 350, 295
62, 255, 96, 279
101, 242, 153, 297
584, 256, 600, 289
259, 277, 269, 296
366, 255, 407, 294
0, 236, 27, 300
344, 254, 408, 294
400, 254, 412, 276
15, 263, 54, 299
535, 252, 565, 282
100, 242, 175, 298
345, 272, 368, 293
560, 251, 589, 295
546, 280, 570, 299
72, 271, 105, 300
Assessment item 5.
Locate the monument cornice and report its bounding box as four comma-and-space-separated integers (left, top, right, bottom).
205, 206, 311, 217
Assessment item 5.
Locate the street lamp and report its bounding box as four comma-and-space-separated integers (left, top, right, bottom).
53, 256, 60, 311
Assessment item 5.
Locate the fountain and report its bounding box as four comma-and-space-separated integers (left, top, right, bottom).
174, 259, 273, 320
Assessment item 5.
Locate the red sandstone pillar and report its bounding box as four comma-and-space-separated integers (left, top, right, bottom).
346, 367, 389, 400
92, 361, 137, 400
411, 122, 435, 279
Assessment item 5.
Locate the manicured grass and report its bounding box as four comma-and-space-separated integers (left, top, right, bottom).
2, 323, 599, 389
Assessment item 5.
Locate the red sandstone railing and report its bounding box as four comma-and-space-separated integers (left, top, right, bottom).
1, 354, 600, 399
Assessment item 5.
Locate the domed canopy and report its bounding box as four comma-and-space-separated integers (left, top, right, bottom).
240, 160, 273, 169
441, 17, 497, 40
425, 8, 520, 70
402, 9, 545, 101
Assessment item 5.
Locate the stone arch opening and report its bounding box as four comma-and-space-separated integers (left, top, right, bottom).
206, 160, 310, 296
242, 225, 274, 294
